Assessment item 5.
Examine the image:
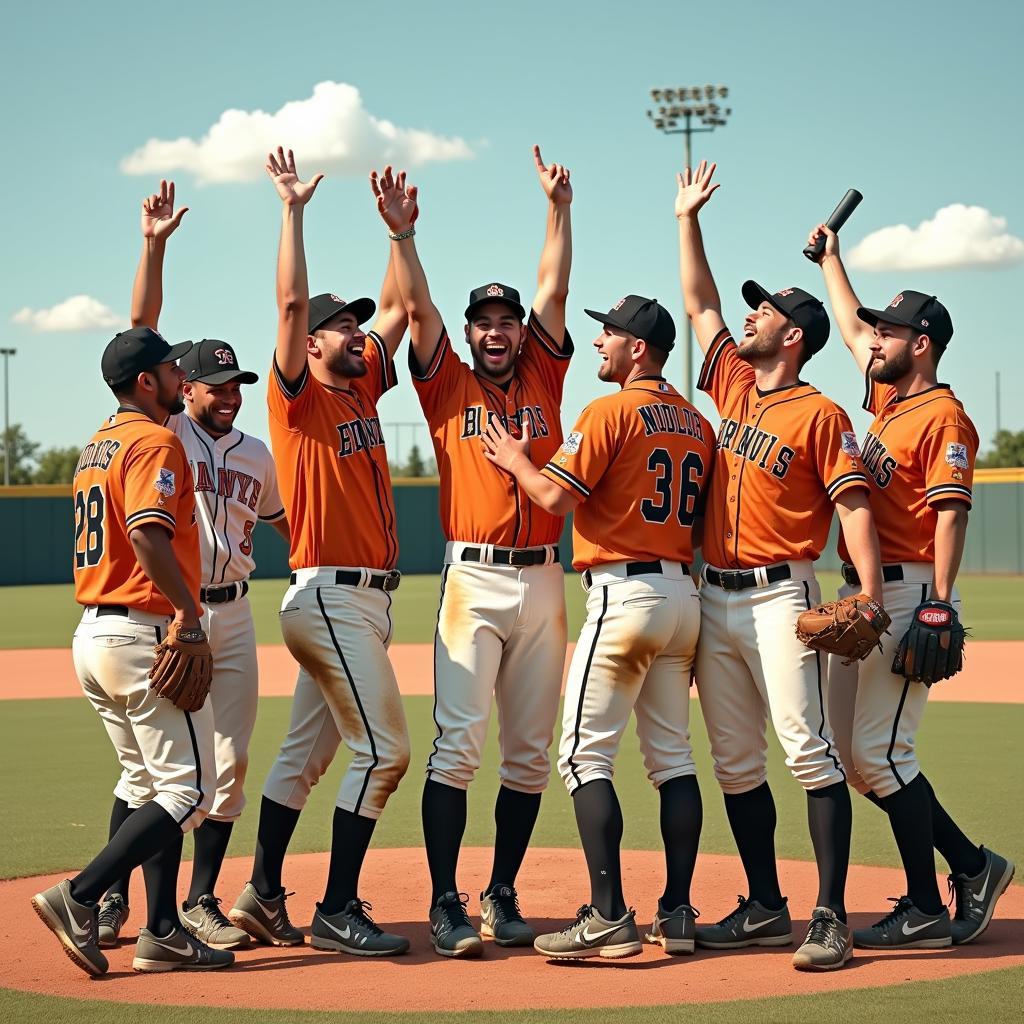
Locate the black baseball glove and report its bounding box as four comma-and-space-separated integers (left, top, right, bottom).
891, 601, 966, 686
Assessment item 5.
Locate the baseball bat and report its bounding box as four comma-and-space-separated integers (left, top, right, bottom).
803, 189, 863, 261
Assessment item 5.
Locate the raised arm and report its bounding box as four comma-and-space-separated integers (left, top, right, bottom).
131, 180, 188, 330
531, 145, 572, 345
267, 147, 324, 384
806, 224, 874, 374
368, 248, 408, 359
675, 161, 728, 352
370, 166, 444, 373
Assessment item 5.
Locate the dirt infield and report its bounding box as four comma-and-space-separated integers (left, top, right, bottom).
6, 847, 1021, 1011
2, 642, 1020, 702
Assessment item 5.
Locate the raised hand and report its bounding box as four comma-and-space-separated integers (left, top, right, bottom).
533, 145, 572, 205
266, 147, 324, 206
675, 160, 720, 219
370, 166, 418, 233
806, 222, 840, 264
141, 180, 188, 240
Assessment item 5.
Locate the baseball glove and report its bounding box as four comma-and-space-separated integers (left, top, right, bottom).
891, 601, 966, 686
795, 593, 891, 664
148, 621, 213, 712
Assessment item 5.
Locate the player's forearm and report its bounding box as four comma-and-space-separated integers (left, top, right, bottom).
372, 250, 409, 356
818, 254, 872, 355
505, 453, 578, 516
276, 205, 309, 313
536, 202, 572, 304
130, 524, 201, 626
271, 517, 291, 544
677, 214, 722, 319
931, 504, 968, 602
131, 237, 166, 329
835, 493, 884, 603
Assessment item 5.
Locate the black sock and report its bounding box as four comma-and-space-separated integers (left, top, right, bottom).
572, 779, 626, 920
658, 775, 702, 909
920, 775, 986, 877
104, 797, 135, 902
723, 783, 784, 909
487, 786, 542, 891
422, 780, 467, 904
879, 774, 943, 915
142, 830, 184, 935
319, 807, 377, 915
71, 802, 182, 906
186, 818, 234, 906
251, 796, 302, 898
806, 782, 851, 920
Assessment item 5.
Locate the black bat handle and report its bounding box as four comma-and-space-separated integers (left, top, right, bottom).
803, 189, 864, 261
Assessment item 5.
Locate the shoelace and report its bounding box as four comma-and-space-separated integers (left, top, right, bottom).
489, 887, 523, 924
805, 913, 838, 947
559, 905, 596, 935
439, 893, 472, 933
717, 895, 751, 928
276, 891, 298, 931
97, 895, 126, 930
946, 875, 974, 919
873, 895, 916, 932
196, 895, 236, 931
345, 899, 384, 936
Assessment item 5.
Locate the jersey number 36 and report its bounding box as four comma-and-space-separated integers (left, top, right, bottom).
640, 449, 704, 527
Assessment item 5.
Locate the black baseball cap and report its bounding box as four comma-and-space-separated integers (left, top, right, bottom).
742, 281, 831, 355
179, 339, 259, 385
857, 291, 954, 347
584, 294, 676, 352
308, 293, 376, 334
101, 326, 192, 388
464, 283, 526, 322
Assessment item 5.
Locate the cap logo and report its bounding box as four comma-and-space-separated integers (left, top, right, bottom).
612, 297, 627, 310
330, 294, 344, 303
889, 293, 904, 309
214, 347, 234, 366
486, 284, 504, 298
920, 319, 929, 327
777, 288, 795, 297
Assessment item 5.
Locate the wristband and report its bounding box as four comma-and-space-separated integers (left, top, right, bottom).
388, 227, 416, 241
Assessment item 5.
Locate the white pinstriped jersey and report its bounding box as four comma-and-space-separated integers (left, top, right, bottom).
166, 414, 286, 586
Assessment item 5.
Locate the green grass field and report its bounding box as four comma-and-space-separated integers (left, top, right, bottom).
2, 572, 1023, 648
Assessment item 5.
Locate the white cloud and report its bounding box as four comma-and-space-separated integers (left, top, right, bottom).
12, 295, 123, 332
847, 204, 1024, 272
120, 81, 473, 185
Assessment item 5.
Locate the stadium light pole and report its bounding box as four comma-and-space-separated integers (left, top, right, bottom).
0, 348, 15, 486
647, 84, 732, 401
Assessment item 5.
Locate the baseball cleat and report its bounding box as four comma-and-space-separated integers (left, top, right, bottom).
695, 895, 793, 949
97, 893, 130, 948
310, 899, 410, 956
480, 884, 534, 947
132, 927, 235, 971
534, 904, 642, 959
949, 847, 1015, 945
792, 907, 853, 971
852, 896, 951, 949
180, 894, 251, 950
645, 899, 697, 955
228, 883, 304, 946
430, 891, 483, 958
30, 880, 109, 977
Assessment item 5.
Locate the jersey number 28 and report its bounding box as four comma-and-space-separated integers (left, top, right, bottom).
74, 485, 106, 569
640, 449, 704, 527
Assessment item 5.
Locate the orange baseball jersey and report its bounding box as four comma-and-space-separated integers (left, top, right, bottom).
540, 376, 715, 571
73, 409, 200, 615
838, 379, 978, 564
268, 331, 399, 571
698, 330, 869, 569
412, 311, 571, 546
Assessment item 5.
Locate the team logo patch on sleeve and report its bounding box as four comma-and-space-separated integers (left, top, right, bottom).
154, 468, 176, 496
945, 442, 969, 470
561, 431, 584, 455
841, 431, 862, 458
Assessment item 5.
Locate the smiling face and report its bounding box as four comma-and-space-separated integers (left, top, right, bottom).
593, 325, 637, 384
464, 301, 526, 382
309, 311, 368, 380
737, 301, 794, 361
184, 379, 243, 437
868, 321, 927, 384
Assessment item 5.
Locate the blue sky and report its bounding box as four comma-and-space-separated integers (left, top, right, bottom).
5, 0, 1022, 459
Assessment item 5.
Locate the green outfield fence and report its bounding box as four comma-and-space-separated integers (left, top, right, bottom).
0, 471, 1021, 586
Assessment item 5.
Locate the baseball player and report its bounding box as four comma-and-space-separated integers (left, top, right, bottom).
676, 162, 886, 971
482, 295, 714, 959
227, 147, 411, 957
31, 327, 233, 975
90, 181, 291, 953
370, 150, 572, 957
807, 222, 1015, 949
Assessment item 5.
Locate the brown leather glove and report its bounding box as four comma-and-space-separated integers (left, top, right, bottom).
795, 593, 891, 665
148, 621, 213, 712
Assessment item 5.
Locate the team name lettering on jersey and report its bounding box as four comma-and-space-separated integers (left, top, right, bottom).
336, 415, 385, 458
637, 403, 706, 441
75, 439, 122, 475
859, 433, 897, 488
192, 462, 264, 510
716, 418, 795, 478
459, 405, 551, 440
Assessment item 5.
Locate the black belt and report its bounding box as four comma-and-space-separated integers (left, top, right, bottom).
841, 563, 905, 588
703, 564, 791, 591
289, 569, 402, 592
459, 545, 557, 568
201, 581, 249, 604
95, 605, 130, 617
581, 559, 687, 589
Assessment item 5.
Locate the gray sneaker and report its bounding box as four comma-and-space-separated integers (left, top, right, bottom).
645, 899, 697, 955
430, 891, 483, 958
792, 908, 853, 971
180, 894, 251, 950
30, 880, 108, 976
97, 893, 130, 948
695, 896, 793, 949
949, 847, 1016, 945
480, 884, 534, 947
311, 899, 410, 956
132, 927, 235, 972
852, 896, 951, 950
534, 904, 642, 960
228, 883, 305, 946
